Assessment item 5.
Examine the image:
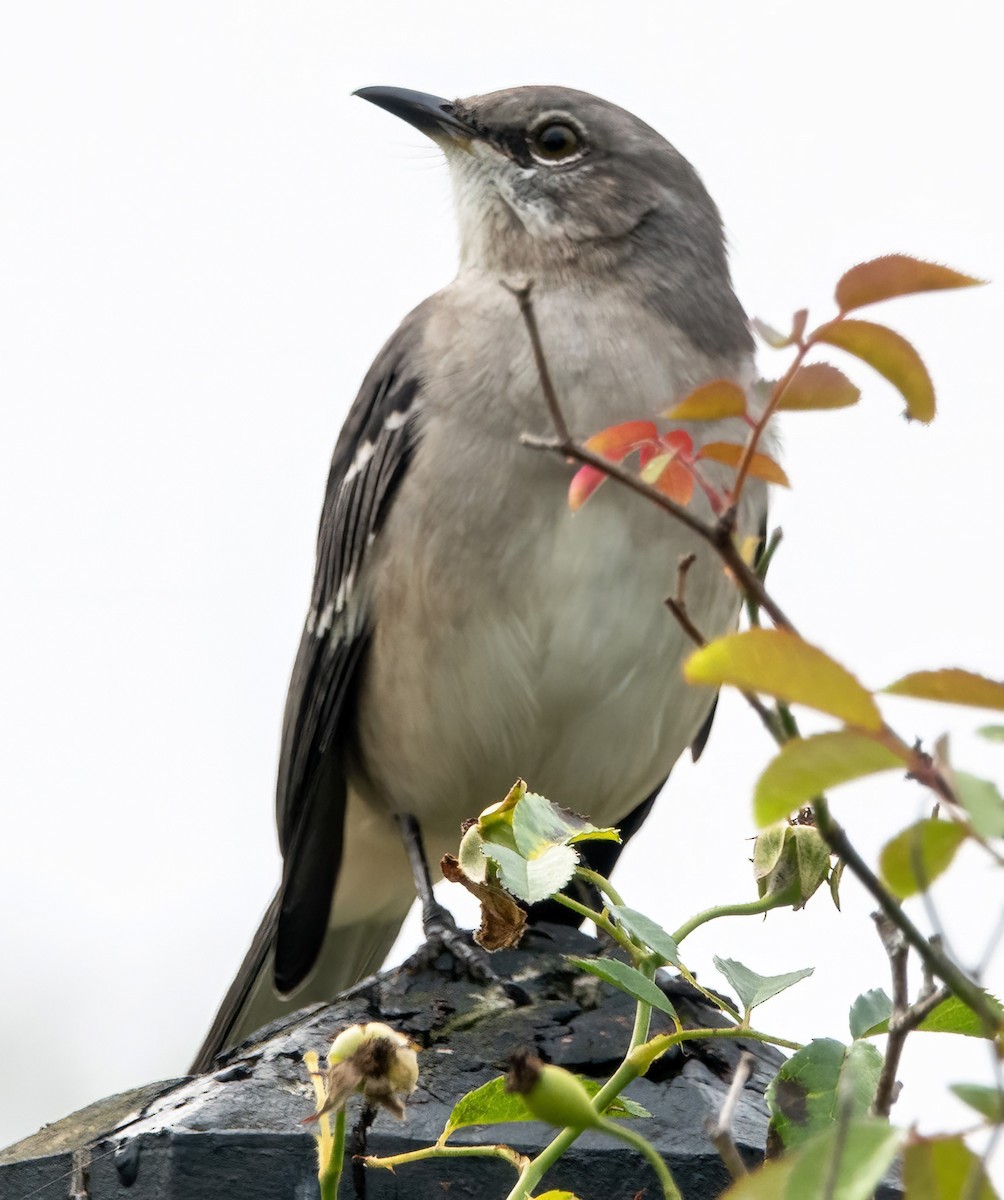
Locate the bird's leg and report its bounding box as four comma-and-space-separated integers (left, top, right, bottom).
396, 814, 528, 1004
396, 813, 461, 939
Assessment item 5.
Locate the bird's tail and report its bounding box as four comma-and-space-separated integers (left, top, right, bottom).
189, 894, 410, 1075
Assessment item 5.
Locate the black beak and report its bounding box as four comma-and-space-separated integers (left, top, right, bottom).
353, 86, 473, 142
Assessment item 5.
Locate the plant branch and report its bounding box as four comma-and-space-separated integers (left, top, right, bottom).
705, 1050, 755, 1180
597, 1116, 682, 1199
672, 884, 801, 945
575, 864, 626, 908
871, 912, 951, 1118
365, 1142, 528, 1174
813, 798, 1000, 1034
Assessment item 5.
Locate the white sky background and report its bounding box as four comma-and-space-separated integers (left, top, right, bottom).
2, 0, 1003, 1172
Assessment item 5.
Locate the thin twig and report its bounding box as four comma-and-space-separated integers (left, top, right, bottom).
705, 1050, 755, 1179
501, 282, 571, 443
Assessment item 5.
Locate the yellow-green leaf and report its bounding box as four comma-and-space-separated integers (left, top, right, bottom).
753, 731, 906, 826
775, 362, 861, 412
903, 1133, 998, 1200
835, 255, 984, 313
685, 630, 884, 730
879, 819, 967, 899
696, 441, 790, 486
665, 379, 748, 420
883, 668, 1004, 712
813, 318, 935, 422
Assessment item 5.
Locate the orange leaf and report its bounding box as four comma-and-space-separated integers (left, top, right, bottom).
583, 420, 658, 461
654, 457, 694, 506
697, 442, 790, 487
568, 464, 607, 512
775, 362, 861, 412
812, 319, 935, 422
882, 669, 1004, 712
665, 379, 747, 421
835, 255, 984, 313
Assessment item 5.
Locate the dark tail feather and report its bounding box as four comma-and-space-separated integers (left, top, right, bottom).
189, 894, 281, 1075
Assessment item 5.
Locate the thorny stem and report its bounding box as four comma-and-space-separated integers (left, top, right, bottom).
507, 281, 1003, 1041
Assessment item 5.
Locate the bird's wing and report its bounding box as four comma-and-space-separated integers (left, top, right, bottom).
273, 305, 429, 994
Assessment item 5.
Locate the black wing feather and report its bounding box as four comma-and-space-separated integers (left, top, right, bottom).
273, 310, 428, 992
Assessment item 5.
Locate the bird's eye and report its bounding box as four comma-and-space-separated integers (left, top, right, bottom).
528, 122, 582, 163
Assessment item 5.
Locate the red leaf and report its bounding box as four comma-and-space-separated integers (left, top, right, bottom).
568, 464, 607, 512
661, 429, 695, 457
583, 420, 658, 461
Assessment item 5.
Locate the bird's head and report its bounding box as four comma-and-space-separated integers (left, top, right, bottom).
354, 85, 750, 357
355, 84, 728, 279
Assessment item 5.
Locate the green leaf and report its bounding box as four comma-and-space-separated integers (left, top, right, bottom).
753, 731, 904, 826
835, 255, 984, 312
785, 1118, 904, 1200
903, 1134, 999, 1200
511, 789, 620, 856
813, 317, 936, 422
713, 957, 814, 1015
775, 362, 861, 412
954, 771, 1004, 839
878, 818, 967, 899
866, 992, 1003, 1039
950, 1083, 1004, 1122
486, 841, 578, 904
608, 906, 681, 966
536, 1193, 583, 1200
766, 1038, 883, 1150
883, 668, 1004, 711
441, 1076, 530, 1138
566, 956, 678, 1019
440, 1074, 649, 1141
978, 725, 1004, 742
849, 988, 892, 1039
685, 629, 883, 731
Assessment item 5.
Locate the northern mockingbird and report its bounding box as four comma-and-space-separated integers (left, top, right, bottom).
192, 85, 766, 1072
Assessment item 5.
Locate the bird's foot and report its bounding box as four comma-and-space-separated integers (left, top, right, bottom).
419, 900, 530, 1006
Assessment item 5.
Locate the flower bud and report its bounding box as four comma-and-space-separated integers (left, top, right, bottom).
505, 1051, 600, 1129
